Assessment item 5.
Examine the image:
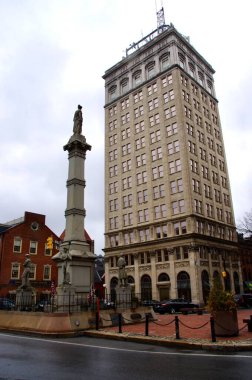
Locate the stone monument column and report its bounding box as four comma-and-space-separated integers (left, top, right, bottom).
53, 106, 95, 304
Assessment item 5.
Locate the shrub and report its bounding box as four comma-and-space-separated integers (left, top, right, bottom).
207, 275, 237, 314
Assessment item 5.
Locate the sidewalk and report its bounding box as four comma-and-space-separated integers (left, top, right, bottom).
84, 309, 252, 351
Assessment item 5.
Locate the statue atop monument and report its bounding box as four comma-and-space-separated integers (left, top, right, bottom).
73, 104, 83, 134
58, 247, 72, 285
20, 254, 32, 289
117, 255, 128, 287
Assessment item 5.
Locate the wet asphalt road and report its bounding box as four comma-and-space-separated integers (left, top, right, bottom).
0, 332, 252, 380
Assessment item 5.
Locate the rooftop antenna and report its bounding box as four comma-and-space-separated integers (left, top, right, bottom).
155, 1, 166, 32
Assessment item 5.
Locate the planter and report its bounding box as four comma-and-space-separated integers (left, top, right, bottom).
213, 310, 239, 337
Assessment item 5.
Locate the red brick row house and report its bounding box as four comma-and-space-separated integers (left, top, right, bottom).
0, 211, 97, 299
0, 211, 59, 298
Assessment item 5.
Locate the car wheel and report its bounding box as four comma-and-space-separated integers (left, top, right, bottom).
169, 308, 176, 314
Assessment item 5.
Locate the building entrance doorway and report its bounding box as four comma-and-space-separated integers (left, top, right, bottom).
159, 287, 169, 300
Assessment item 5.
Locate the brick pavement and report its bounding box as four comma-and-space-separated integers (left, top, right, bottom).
85, 309, 252, 350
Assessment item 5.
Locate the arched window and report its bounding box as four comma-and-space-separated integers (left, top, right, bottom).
108, 85, 117, 101
110, 277, 118, 289
178, 52, 185, 68
224, 270, 231, 291
177, 271, 191, 300
133, 70, 142, 86
201, 270, 210, 304
233, 271, 240, 294
207, 79, 213, 95
158, 273, 170, 282
213, 270, 220, 279
127, 276, 135, 284
146, 62, 155, 80
198, 71, 204, 86
141, 274, 152, 300
188, 62, 195, 77
121, 78, 129, 94
160, 53, 170, 71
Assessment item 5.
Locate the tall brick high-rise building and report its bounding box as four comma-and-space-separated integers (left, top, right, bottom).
103, 15, 243, 304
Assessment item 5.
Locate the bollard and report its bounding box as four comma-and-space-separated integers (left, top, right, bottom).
249, 316, 252, 332
118, 313, 122, 333
145, 314, 149, 336
95, 311, 99, 330
175, 315, 180, 339
210, 316, 216, 342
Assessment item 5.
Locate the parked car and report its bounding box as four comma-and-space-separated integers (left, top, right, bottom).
234, 294, 252, 308
0, 298, 15, 310
103, 300, 115, 310
34, 299, 52, 312
153, 298, 199, 314
142, 300, 160, 307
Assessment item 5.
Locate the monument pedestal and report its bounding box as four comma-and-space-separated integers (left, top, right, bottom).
16, 287, 36, 311
115, 285, 132, 310
54, 249, 95, 296
56, 284, 79, 312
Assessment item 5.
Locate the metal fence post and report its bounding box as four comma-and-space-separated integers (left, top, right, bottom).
210, 316, 216, 342
145, 314, 149, 336
95, 311, 99, 330
118, 313, 122, 333
175, 316, 180, 339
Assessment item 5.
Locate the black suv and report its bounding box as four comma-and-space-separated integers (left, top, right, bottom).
234, 294, 252, 308
0, 298, 15, 310
153, 298, 199, 314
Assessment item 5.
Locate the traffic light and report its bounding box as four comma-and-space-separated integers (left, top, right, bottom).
46, 236, 53, 250
221, 271, 227, 278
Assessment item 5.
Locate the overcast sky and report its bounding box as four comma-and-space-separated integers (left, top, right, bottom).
0, 0, 252, 255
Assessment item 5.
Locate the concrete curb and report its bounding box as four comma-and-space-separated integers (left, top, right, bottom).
83, 329, 252, 352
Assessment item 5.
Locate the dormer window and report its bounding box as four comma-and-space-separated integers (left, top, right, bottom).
133, 70, 142, 86
121, 78, 129, 94
188, 62, 195, 77
160, 53, 170, 70
146, 62, 155, 79
178, 52, 185, 68
108, 85, 117, 101
198, 71, 204, 86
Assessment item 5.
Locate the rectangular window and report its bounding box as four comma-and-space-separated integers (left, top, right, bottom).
135, 121, 144, 133
43, 265, 51, 280
30, 241, 38, 255
29, 264, 36, 280
166, 122, 178, 136
172, 200, 185, 214
165, 106, 176, 119
13, 237, 22, 253
150, 130, 161, 143
45, 243, 52, 256
11, 262, 20, 279
162, 74, 173, 87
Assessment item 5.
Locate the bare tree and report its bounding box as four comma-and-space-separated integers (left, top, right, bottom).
237, 210, 252, 236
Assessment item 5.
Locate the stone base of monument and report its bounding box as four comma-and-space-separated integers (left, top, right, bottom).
16, 287, 36, 311
115, 284, 132, 310
56, 285, 82, 312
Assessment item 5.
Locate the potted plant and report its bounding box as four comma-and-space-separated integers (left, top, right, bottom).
207, 276, 239, 337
